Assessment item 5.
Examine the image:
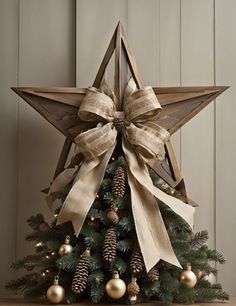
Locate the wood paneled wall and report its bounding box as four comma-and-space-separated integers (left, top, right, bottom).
0, 0, 235, 297
0, 0, 76, 294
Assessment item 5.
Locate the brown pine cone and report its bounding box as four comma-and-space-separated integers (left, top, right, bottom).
106, 209, 119, 225
127, 278, 140, 295
103, 228, 117, 262
112, 166, 126, 198
130, 245, 144, 274
147, 267, 159, 282
72, 248, 90, 294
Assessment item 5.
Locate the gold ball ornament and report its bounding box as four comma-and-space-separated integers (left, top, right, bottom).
47, 276, 65, 304
179, 264, 197, 288
59, 235, 73, 256
105, 272, 126, 299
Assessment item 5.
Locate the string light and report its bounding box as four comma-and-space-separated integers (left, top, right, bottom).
54, 213, 58, 218
45, 255, 50, 260
96, 194, 100, 199
35, 241, 43, 248
42, 272, 46, 277
90, 216, 95, 221
51, 251, 56, 256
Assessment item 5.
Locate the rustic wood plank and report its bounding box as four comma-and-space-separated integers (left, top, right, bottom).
215, 0, 236, 295
180, 0, 216, 247
0, 0, 18, 294
17, 0, 76, 263
159, 0, 181, 163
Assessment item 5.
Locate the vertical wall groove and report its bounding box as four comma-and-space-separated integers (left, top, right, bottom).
213, 0, 217, 278
15, 0, 20, 268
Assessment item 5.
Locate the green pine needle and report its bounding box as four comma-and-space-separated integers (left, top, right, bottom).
190, 231, 209, 249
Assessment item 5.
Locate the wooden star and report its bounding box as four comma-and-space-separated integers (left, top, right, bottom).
12, 22, 228, 204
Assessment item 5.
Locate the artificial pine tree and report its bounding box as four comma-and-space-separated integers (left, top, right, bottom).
6, 157, 229, 304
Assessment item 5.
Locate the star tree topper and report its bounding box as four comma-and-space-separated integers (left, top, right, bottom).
12, 22, 228, 205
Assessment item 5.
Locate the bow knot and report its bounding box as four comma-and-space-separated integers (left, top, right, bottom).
113, 111, 130, 133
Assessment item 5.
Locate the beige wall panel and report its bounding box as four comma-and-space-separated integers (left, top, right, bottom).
215, 0, 236, 295
17, 0, 76, 259
76, 0, 128, 87
127, 0, 159, 86
181, 0, 215, 247
0, 0, 18, 293
159, 0, 181, 161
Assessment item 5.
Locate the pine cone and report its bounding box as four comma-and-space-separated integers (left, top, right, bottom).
106, 209, 119, 225
127, 278, 140, 295
72, 249, 90, 294
103, 228, 117, 262
112, 166, 126, 198
130, 246, 144, 274
147, 267, 159, 282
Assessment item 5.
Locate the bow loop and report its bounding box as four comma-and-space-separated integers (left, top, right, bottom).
75, 123, 117, 160
124, 85, 162, 123
125, 122, 170, 160
78, 87, 115, 122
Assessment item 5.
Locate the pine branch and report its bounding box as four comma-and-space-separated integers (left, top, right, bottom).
174, 286, 195, 304
89, 254, 103, 271
90, 283, 105, 303
88, 208, 106, 222
119, 216, 134, 232
56, 253, 80, 271
27, 214, 45, 230
190, 231, 209, 249
105, 157, 124, 175
195, 287, 229, 302
110, 256, 127, 275
101, 178, 112, 191
117, 239, 133, 252
6, 274, 40, 291
142, 281, 160, 297
84, 232, 104, 249
206, 249, 226, 264
88, 270, 105, 286
11, 255, 41, 271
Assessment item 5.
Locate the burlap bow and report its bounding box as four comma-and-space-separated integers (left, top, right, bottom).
48, 78, 195, 272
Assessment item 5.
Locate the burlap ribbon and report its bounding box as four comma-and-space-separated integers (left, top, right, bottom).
47, 78, 195, 272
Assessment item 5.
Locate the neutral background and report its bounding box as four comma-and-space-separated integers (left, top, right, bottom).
0, 0, 235, 297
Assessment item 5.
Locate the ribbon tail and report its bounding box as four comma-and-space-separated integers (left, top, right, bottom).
57, 144, 116, 236
126, 165, 181, 271
123, 139, 194, 270
46, 166, 79, 212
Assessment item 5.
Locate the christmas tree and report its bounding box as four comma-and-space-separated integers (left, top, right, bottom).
7, 23, 229, 304
6, 157, 229, 304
